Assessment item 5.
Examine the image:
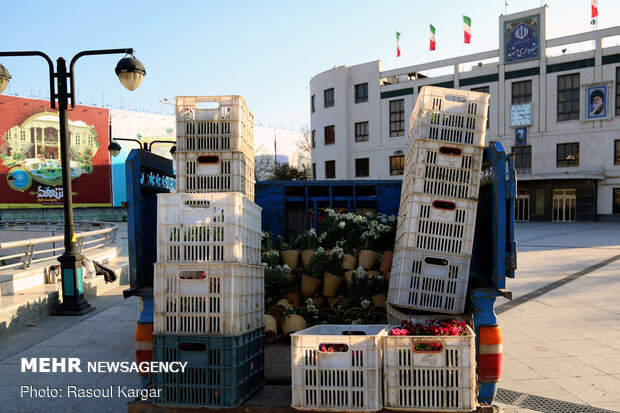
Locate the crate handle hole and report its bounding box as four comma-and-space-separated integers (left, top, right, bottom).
178, 342, 207, 352
179, 270, 207, 280
439, 146, 462, 156
424, 257, 449, 266
318, 343, 349, 352
445, 95, 467, 103
412, 342, 443, 352
197, 155, 220, 164
432, 200, 456, 210
341, 331, 366, 336
195, 101, 220, 110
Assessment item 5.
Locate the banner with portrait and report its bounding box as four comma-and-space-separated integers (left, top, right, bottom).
586, 84, 608, 120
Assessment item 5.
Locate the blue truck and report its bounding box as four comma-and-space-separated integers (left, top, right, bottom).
255, 141, 516, 407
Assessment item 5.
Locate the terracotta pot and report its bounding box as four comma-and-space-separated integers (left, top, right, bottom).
371, 293, 387, 308
323, 272, 345, 297
301, 249, 315, 270
283, 290, 302, 308
363, 307, 388, 324
267, 250, 279, 258
281, 314, 307, 336
341, 254, 357, 271
359, 250, 379, 269
301, 274, 322, 297
318, 308, 341, 324
344, 270, 356, 293
311, 296, 326, 308
281, 250, 300, 269
352, 248, 359, 260
265, 314, 278, 344
275, 298, 292, 310
384, 271, 391, 284
379, 251, 394, 272
268, 305, 287, 330
367, 270, 381, 278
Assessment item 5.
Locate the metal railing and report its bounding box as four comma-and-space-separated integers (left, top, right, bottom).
0, 221, 118, 270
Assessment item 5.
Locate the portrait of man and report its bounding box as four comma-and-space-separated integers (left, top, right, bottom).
587, 85, 607, 119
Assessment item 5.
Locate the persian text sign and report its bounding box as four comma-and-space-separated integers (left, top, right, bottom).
0, 95, 111, 207
504, 15, 540, 64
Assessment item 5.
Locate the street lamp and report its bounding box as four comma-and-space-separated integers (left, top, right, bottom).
0, 49, 146, 316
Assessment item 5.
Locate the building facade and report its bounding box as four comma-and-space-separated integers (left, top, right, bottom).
310, 7, 620, 222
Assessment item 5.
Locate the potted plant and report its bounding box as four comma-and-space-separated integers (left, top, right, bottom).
264, 264, 294, 308
278, 235, 300, 269
293, 228, 319, 270
367, 272, 388, 307
261, 231, 277, 257
280, 307, 308, 336
308, 246, 345, 297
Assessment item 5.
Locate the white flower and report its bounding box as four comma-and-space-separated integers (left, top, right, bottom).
351, 319, 362, 325
339, 221, 346, 229
308, 228, 317, 236
261, 262, 268, 267
282, 264, 290, 270
317, 247, 325, 253
388, 215, 396, 222
327, 209, 336, 217
361, 300, 371, 309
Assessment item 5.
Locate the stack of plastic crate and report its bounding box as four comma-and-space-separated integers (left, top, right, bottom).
152, 96, 264, 408
388, 86, 489, 315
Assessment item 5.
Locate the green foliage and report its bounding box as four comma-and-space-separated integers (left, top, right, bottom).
307, 247, 344, 279
292, 228, 319, 250
264, 264, 294, 305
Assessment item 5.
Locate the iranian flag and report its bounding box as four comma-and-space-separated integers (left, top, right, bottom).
430, 24, 436, 51
396, 31, 401, 57
464, 15, 471, 43
592, 0, 598, 18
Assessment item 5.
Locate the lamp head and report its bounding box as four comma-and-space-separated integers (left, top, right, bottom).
0, 63, 12, 94
170, 145, 176, 159
108, 140, 122, 157
115, 56, 146, 91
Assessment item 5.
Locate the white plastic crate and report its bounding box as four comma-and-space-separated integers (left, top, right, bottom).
401, 139, 484, 201
408, 86, 489, 147
385, 304, 471, 327
394, 193, 478, 256
291, 324, 390, 412
387, 248, 471, 314
383, 324, 476, 412
157, 192, 261, 265
154, 262, 264, 335
175, 150, 255, 199
176, 96, 254, 158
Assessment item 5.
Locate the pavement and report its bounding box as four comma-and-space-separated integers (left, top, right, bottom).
0, 221, 618, 413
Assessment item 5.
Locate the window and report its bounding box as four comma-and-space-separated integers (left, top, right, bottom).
311, 95, 315, 113
389, 99, 405, 137
616, 67, 620, 116
324, 125, 335, 145
324, 88, 334, 107
355, 158, 369, 177
355, 83, 368, 103
325, 160, 335, 179
615, 140, 620, 165
515, 190, 530, 222
311, 130, 316, 148
390, 155, 405, 175
557, 143, 579, 167
355, 121, 369, 142
312, 163, 316, 180
614, 188, 620, 214
472, 86, 490, 128
557, 73, 580, 121
512, 146, 532, 172
512, 80, 532, 104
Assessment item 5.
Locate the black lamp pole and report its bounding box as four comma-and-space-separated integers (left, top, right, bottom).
0, 49, 145, 316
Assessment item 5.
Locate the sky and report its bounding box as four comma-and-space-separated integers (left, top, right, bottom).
2, 0, 620, 131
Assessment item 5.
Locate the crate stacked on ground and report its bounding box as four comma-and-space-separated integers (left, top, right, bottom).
152, 95, 264, 408
175, 96, 255, 200
388, 87, 489, 314
291, 325, 390, 412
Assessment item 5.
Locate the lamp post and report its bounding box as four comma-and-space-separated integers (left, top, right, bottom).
0, 49, 146, 315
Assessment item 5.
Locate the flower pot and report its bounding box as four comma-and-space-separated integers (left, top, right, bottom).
265, 314, 278, 344
359, 250, 378, 270
328, 297, 340, 310
318, 308, 341, 324
281, 250, 300, 269
301, 249, 315, 270
301, 274, 322, 297
268, 305, 286, 330
341, 254, 357, 271
275, 298, 292, 310
384, 271, 391, 284
311, 296, 326, 308
323, 272, 345, 297
367, 270, 381, 278
371, 293, 387, 308
281, 314, 307, 336
283, 290, 301, 307
267, 250, 279, 258
379, 251, 394, 272
352, 248, 359, 260
344, 270, 356, 293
